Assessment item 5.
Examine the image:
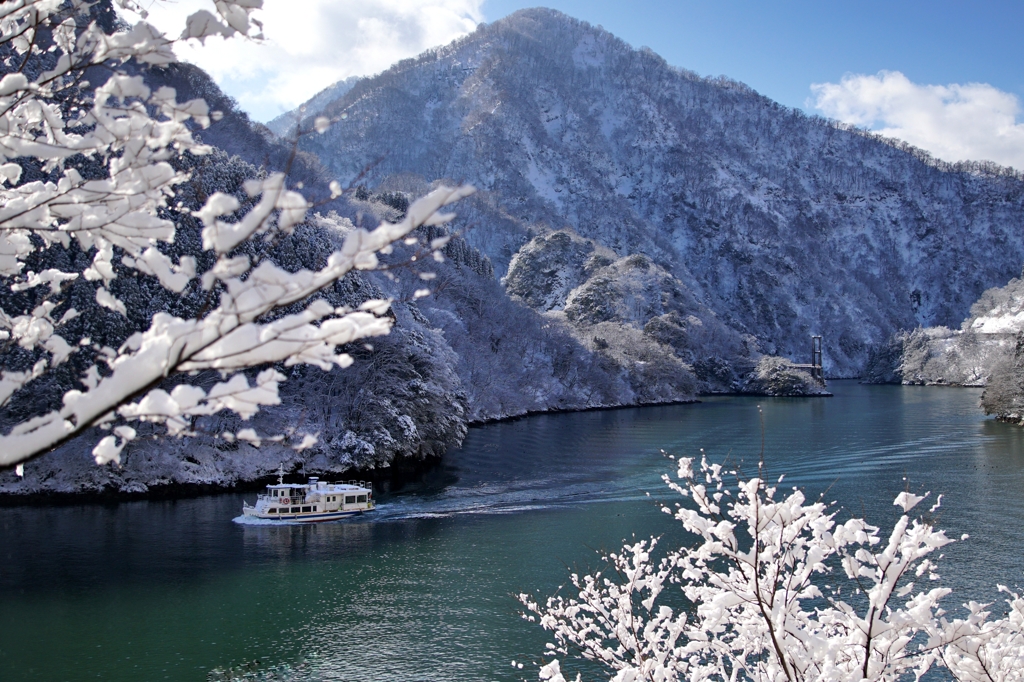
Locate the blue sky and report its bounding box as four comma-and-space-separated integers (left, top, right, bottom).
139, 1, 1024, 167
483, 0, 1024, 113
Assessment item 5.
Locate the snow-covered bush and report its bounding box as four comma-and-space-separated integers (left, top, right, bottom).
982, 332, 1024, 424
743, 355, 829, 396
521, 452, 1024, 682
0, 0, 471, 470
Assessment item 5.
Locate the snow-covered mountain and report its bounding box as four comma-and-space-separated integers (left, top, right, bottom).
8, 7, 1024, 496
291, 8, 1024, 377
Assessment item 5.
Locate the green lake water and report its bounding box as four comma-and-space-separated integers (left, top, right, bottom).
2, 382, 1024, 681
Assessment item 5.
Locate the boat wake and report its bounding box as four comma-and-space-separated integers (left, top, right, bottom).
361, 475, 652, 522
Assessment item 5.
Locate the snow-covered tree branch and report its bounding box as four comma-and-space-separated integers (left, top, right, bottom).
521, 451, 1024, 681
0, 0, 473, 468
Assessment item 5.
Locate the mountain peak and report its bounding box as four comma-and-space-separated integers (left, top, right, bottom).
491, 6, 590, 30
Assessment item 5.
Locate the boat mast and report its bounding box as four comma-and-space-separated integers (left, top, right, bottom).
276, 463, 284, 485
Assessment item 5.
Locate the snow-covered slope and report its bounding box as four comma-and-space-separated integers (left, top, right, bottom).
290, 8, 1024, 377
1, 178, 691, 497
967, 275, 1024, 335
9, 8, 1024, 496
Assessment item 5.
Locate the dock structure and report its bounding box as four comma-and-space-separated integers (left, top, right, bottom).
790, 336, 825, 385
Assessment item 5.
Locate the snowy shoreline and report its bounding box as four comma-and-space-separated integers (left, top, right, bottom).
0, 390, 861, 504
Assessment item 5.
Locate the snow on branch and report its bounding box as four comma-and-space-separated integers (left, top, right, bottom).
0, 1, 474, 468
0, 182, 475, 467
522, 451, 1024, 681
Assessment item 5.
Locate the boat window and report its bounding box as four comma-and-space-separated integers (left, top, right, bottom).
345, 496, 356, 504
269, 508, 278, 514
291, 507, 300, 513
302, 506, 311, 513
357, 495, 367, 503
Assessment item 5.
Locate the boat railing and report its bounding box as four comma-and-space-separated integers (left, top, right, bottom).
258, 482, 370, 498
344, 480, 372, 490
258, 493, 306, 505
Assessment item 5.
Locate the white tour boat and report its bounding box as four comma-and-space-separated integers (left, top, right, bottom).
242, 467, 375, 522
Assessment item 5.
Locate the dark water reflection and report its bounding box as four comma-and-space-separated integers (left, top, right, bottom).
2, 382, 1023, 681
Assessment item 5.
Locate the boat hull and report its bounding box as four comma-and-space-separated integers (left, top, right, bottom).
242, 508, 371, 523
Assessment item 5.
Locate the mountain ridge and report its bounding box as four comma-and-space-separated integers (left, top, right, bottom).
287, 7, 1024, 376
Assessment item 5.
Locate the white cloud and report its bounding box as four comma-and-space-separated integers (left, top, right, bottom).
811, 71, 1024, 170
132, 0, 484, 122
